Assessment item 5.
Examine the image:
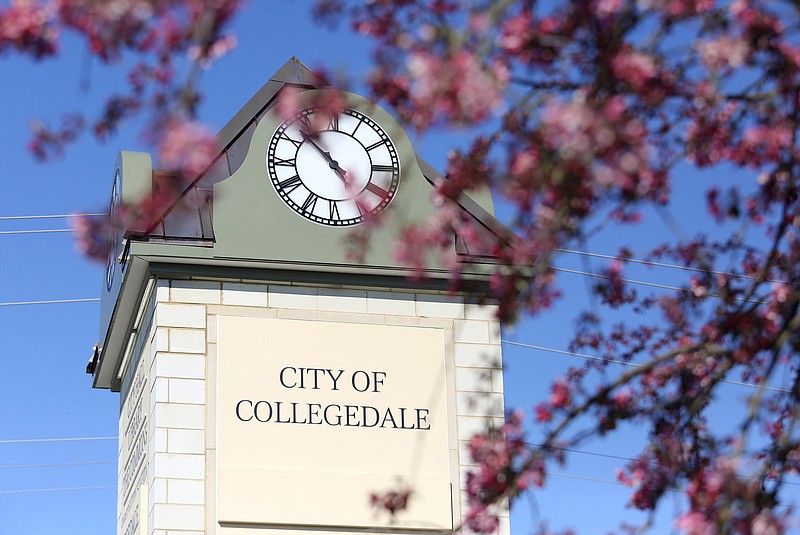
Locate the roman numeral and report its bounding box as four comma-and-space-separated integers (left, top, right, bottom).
280, 132, 302, 148
278, 175, 302, 194
301, 192, 319, 213
275, 157, 296, 167
371, 164, 394, 173
366, 182, 389, 198
329, 200, 340, 221
365, 139, 388, 151
351, 115, 364, 136
328, 114, 339, 131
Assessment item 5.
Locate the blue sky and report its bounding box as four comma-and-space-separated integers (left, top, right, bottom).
0, 2, 792, 534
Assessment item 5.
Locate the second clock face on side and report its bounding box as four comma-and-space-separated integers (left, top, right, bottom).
105, 168, 121, 292
267, 107, 401, 226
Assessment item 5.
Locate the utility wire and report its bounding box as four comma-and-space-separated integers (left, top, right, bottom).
0, 436, 116, 444
502, 340, 792, 394
556, 248, 786, 284
525, 442, 800, 488
543, 471, 800, 511
0, 460, 115, 470
0, 213, 786, 286
0, 229, 72, 235
0, 485, 115, 495
553, 266, 764, 304
0, 298, 100, 307
0, 213, 104, 221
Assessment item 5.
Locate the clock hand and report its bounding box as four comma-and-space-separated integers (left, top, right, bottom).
300, 131, 349, 185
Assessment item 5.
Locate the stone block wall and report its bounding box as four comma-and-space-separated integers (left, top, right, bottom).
122, 278, 506, 535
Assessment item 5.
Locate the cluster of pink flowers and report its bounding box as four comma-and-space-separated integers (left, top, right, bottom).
0, 0, 58, 58
158, 119, 218, 179
406, 50, 508, 128
464, 411, 543, 534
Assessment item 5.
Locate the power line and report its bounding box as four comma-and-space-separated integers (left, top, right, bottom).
0, 298, 100, 307
553, 266, 764, 304
0, 229, 72, 235
502, 340, 792, 394
0, 436, 116, 444
0, 213, 104, 221
525, 442, 800, 488
556, 248, 786, 284
0, 213, 785, 284
0, 460, 115, 470
0, 485, 115, 495
542, 471, 800, 511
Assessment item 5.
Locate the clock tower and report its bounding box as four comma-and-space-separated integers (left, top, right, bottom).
90, 58, 510, 535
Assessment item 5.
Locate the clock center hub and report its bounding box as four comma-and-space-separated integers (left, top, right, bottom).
296, 131, 371, 201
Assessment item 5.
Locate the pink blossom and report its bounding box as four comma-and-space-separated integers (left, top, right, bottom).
675, 512, 716, 535
592, 0, 623, 19
70, 213, 109, 261
751, 512, 784, 535
689, 277, 707, 298
499, 12, 532, 54
611, 49, 659, 91
771, 283, 791, 304
158, 119, 218, 179
549, 379, 571, 408
697, 35, 749, 71
407, 50, 507, 127
647, 0, 715, 17
0, 0, 58, 58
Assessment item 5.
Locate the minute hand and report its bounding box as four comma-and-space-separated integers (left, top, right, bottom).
301, 131, 349, 185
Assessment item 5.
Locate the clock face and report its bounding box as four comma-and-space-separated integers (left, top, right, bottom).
267, 107, 401, 226
104, 169, 121, 292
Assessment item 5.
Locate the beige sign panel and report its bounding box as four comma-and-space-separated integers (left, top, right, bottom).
217, 317, 452, 530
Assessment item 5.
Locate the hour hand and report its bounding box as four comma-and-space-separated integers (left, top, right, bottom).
300, 131, 349, 184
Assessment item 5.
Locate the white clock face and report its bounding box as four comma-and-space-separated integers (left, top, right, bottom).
104, 169, 120, 292
267, 107, 401, 226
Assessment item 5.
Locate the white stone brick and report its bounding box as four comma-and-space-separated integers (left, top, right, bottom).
169, 379, 205, 405
366, 291, 416, 316
152, 503, 204, 530
171, 280, 221, 304
157, 304, 206, 329
454, 320, 490, 343
492, 370, 505, 393
456, 392, 504, 417
318, 289, 367, 313
498, 515, 511, 535
153, 328, 169, 352
169, 329, 206, 354
269, 285, 317, 309
168, 429, 204, 454
153, 453, 205, 480
457, 416, 497, 440
465, 303, 498, 321
206, 314, 217, 344
156, 279, 170, 303
455, 343, 502, 368
152, 354, 205, 380
455, 367, 494, 392
457, 440, 478, 467
489, 323, 501, 345
151, 377, 169, 403
153, 403, 205, 429
417, 294, 464, 318
153, 428, 168, 453
167, 479, 204, 505
222, 282, 268, 307
150, 477, 167, 504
